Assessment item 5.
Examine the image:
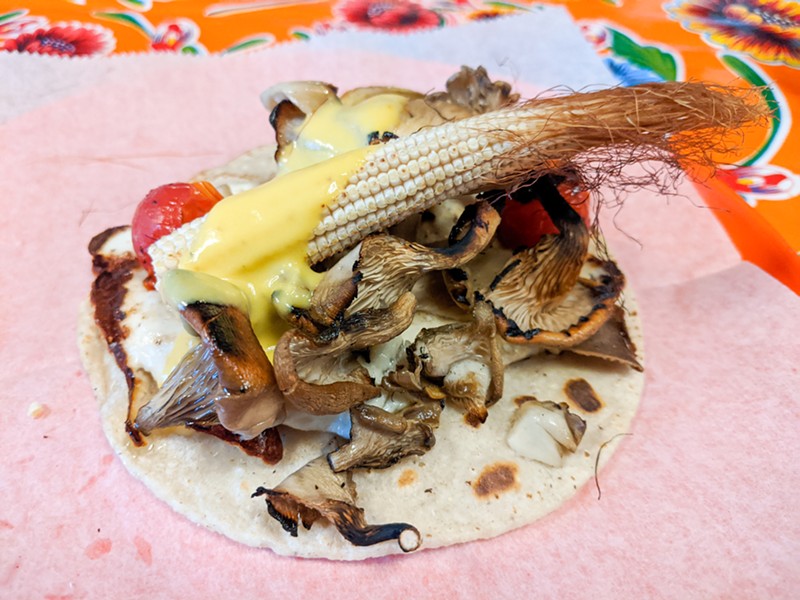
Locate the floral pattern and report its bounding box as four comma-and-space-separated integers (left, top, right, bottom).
151, 18, 203, 52
95, 11, 206, 54
334, 0, 443, 31
717, 164, 800, 205
580, 21, 682, 84
0, 11, 114, 57
0, 9, 45, 39
666, 0, 800, 69
2, 0, 799, 283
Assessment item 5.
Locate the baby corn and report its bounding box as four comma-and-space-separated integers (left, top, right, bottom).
309, 81, 764, 263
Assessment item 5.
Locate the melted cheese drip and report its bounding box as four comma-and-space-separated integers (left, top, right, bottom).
175, 149, 362, 352
163, 93, 410, 369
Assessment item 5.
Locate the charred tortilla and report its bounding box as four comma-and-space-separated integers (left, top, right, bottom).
78, 237, 643, 559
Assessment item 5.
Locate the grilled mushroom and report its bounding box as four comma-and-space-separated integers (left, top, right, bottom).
327, 402, 440, 472
349, 202, 500, 314
566, 305, 642, 370
273, 293, 417, 415
479, 176, 624, 347
394, 66, 519, 136
506, 399, 586, 467
410, 302, 503, 426
429, 65, 519, 115
300, 201, 499, 331
253, 456, 421, 552
261, 81, 339, 166
135, 301, 285, 439
260, 80, 338, 115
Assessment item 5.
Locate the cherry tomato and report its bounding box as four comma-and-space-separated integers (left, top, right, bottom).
131, 181, 223, 289
497, 182, 591, 249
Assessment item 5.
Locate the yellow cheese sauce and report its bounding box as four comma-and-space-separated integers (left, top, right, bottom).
161, 93, 410, 371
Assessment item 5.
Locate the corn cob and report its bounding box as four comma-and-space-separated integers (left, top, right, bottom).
149, 216, 203, 279
150, 82, 762, 273
309, 82, 763, 263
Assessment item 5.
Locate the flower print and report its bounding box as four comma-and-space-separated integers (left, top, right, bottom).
95, 12, 206, 54
0, 10, 47, 41
151, 19, 201, 52
2, 21, 115, 56
666, 0, 800, 68
466, 5, 519, 21
579, 21, 610, 52
335, 0, 443, 31
717, 164, 800, 205
580, 21, 681, 84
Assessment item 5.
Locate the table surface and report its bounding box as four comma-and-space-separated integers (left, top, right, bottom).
4, 0, 799, 290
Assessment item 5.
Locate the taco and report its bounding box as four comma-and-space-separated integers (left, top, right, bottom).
78, 67, 764, 559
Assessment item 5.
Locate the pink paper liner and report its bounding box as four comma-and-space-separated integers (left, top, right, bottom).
1, 50, 798, 598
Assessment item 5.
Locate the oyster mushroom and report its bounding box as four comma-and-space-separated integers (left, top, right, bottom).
566, 305, 643, 371
260, 80, 338, 116
506, 399, 587, 467
327, 402, 441, 472
261, 81, 340, 166
345, 201, 499, 315
287, 201, 498, 337
269, 100, 306, 162
393, 66, 519, 137
429, 65, 519, 115
253, 456, 421, 552
135, 301, 285, 439
479, 175, 624, 347
273, 293, 417, 415
411, 302, 503, 425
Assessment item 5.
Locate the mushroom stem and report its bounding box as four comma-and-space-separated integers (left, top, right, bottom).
135, 302, 285, 439
253, 456, 421, 552
327, 403, 438, 472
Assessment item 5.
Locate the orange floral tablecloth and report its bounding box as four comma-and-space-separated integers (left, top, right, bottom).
4, 0, 799, 291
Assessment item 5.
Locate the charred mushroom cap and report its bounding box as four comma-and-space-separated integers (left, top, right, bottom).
273, 293, 417, 415
327, 402, 440, 472
431, 65, 519, 115
260, 80, 338, 115
269, 100, 306, 163
394, 66, 519, 136
506, 399, 586, 467
134, 302, 285, 439
304, 201, 500, 328
438, 201, 503, 312
566, 305, 643, 370
253, 456, 421, 552
481, 176, 623, 347
183, 302, 286, 438
350, 202, 500, 314
486, 255, 625, 347
411, 302, 503, 425
261, 81, 339, 166
291, 245, 361, 334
